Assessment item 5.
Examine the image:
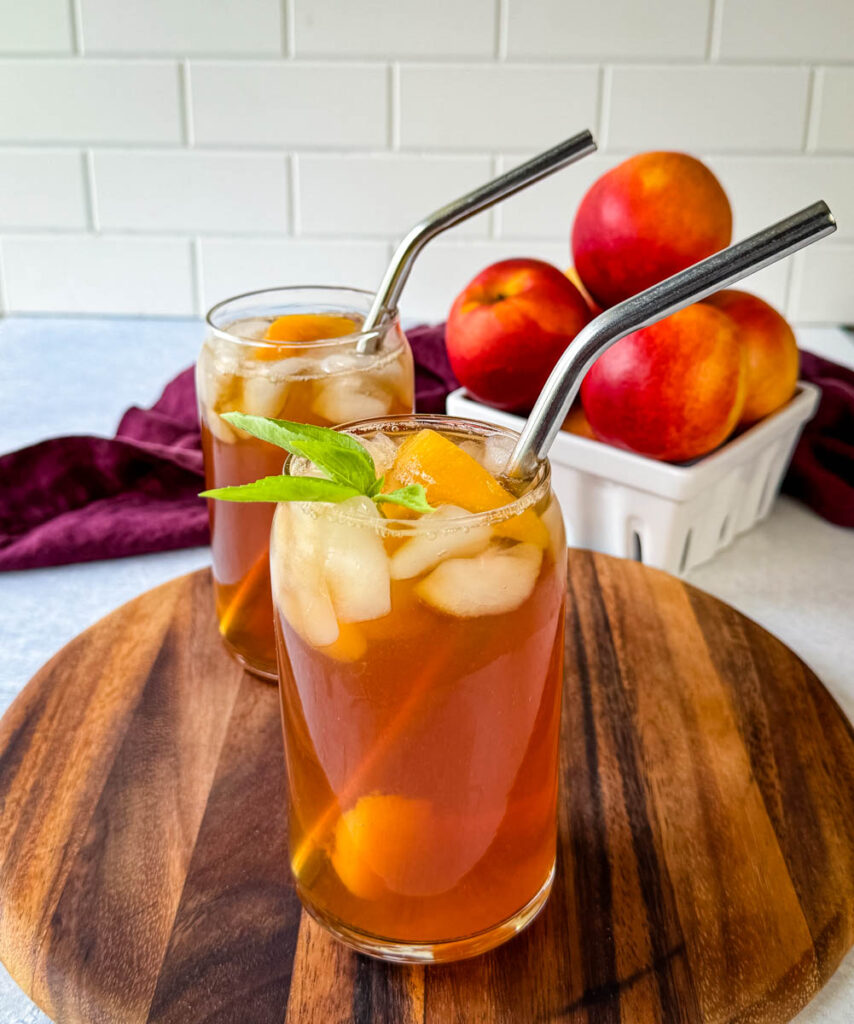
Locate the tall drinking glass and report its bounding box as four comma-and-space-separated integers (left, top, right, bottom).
272, 415, 566, 962
198, 287, 415, 679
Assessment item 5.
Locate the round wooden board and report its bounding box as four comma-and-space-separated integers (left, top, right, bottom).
1, 553, 853, 1024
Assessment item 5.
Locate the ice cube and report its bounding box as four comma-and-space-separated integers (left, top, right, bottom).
389, 505, 491, 580
323, 497, 391, 623
416, 542, 543, 617
204, 408, 238, 444
197, 343, 236, 410
320, 351, 362, 375
311, 376, 393, 425
291, 455, 329, 480
271, 504, 340, 647
240, 373, 289, 418
375, 355, 411, 397
206, 333, 243, 378
458, 439, 484, 464
227, 317, 271, 342
356, 432, 399, 477
479, 434, 516, 477
259, 355, 319, 381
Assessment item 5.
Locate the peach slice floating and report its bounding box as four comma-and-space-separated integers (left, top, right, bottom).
381, 428, 547, 546
254, 313, 360, 360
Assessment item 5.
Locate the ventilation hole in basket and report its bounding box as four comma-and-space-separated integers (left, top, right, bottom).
679, 530, 693, 574
631, 531, 643, 563
719, 516, 731, 543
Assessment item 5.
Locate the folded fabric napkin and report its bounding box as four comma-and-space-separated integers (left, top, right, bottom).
0, 324, 457, 570
782, 351, 854, 528
2, 330, 852, 571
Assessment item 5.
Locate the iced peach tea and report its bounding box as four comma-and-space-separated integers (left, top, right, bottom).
198, 287, 414, 677
272, 416, 566, 961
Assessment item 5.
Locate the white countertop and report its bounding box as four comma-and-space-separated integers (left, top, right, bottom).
1, 316, 852, 1023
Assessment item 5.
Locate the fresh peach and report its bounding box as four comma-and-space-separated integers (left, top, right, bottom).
703, 289, 799, 426
580, 304, 746, 462
572, 152, 733, 308
446, 258, 591, 412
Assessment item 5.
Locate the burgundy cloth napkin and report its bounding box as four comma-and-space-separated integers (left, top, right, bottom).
0, 324, 457, 570
782, 351, 854, 528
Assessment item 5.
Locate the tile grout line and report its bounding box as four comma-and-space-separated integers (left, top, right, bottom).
68, 0, 84, 54
180, 60, 195, 147
495, 0, 509, 60
283, 0, 296, 57
2, 142, 852, 158
284, 153, 296, 234
388, 62, 401, 150
597, 66, 612, 150
290, 153, 302, 236
785, 251, 804, 322
804, 67, 824, 153
490, 154, 502, 238
706, 0, 724, 61
778, 252, 796, 317
2, 52, 854, 67
83, 148, 99, 231
799, 66, 815, 153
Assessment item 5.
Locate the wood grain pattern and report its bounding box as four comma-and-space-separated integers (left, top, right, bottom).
0, 553, 852, 1024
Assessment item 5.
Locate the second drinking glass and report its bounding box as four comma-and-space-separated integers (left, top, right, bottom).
197, 286, 415, 678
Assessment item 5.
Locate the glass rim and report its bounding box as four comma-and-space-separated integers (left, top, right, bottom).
282, 414, 552, 534
205, 284, 399, 350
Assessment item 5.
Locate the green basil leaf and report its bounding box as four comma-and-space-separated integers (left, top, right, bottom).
374, 485, 435, 515
221, 412, 376, 492
200, 475, 360, 503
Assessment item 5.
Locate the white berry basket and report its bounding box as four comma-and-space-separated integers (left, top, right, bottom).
446, 382, 820, 576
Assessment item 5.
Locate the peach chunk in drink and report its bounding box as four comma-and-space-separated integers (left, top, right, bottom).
197, 299, 414, 677
272, 421, 566, 957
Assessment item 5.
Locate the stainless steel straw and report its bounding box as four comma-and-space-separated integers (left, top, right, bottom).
506, 200, 836, 478
357, 130, 597, 351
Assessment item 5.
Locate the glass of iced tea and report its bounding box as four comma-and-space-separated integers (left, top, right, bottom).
198, 287, 415, 678
272, 415, 566, 961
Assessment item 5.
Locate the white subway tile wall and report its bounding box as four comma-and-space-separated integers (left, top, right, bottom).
0, 0, 73, 53
79, 0, 283, 55
198, 239, 389, 308
0, 0, 851, 323
717, 0, 854, 62
505, 0, 712, 59
0, 152, 88, 229
93, 151, 290, 233
398, 65, 600, 150
606, 67, 811, 152
2, 236, 196, 315
813, 69, 854, 153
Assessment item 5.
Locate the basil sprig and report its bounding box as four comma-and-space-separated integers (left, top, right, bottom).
200, 412, 434, 515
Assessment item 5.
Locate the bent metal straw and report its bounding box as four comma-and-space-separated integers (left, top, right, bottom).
357, 130, 598, 351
